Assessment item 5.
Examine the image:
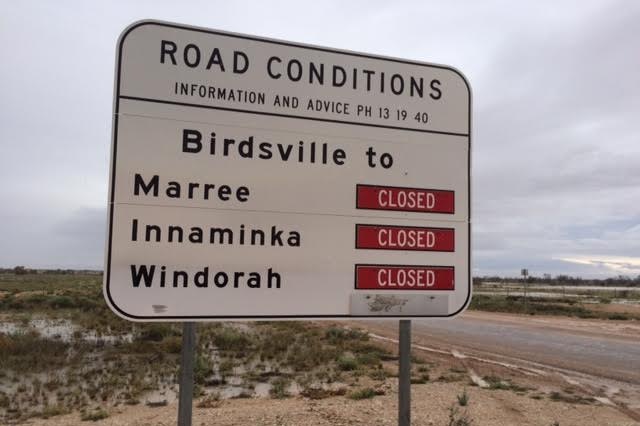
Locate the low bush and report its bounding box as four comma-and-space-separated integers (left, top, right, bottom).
336, 355, 358, 371
348, 387, 377, 400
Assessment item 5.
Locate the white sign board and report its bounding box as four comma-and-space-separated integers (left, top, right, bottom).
105, 20, 471, 321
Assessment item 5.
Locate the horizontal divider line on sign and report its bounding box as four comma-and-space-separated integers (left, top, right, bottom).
112, 201, 469, 223
118, 95, 470, 137
115, 112, 470, 146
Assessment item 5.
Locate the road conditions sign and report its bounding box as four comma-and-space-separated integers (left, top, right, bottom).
105, 20, 471, 320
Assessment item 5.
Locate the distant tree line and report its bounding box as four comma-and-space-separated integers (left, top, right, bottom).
0, 266, 103, 275
1, 266, 637, 286
473, 274, 640, 287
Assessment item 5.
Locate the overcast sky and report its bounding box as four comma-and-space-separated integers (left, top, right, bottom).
1, 0, 639, 278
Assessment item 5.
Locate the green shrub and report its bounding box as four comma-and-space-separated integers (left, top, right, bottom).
137, 324, 175, 342
213, 328, 251, 352
447, 404, 473, 426
348, 387, 377, 400
336, 355, 358, 371
269, 377, 290, 399
607, 313, 629, 321
457, 388, 470, 406
194, 354, 212, 384
48, 296, 75, 309
0, 332, 69, 371
325, 327, 368, 344
81, 408, 109, 421
160, 336, 182, 354
40, 404, 70, 419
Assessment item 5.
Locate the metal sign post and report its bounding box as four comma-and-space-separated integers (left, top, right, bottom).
177, 322, 196, 426
398, 320, 411, 426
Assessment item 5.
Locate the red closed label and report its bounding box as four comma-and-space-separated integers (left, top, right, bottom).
355, 224, 454, 252
355, 265, 455, 290
356, 184, 454, 214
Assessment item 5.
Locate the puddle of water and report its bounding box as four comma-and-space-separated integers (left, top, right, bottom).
143, 386, 178, 405
226, 376, 243, 386
0, 320, 347, 419
0, 322, 19, 334
0, 319, 132, 344
253, 382, 271, 397
220, 385, 248, 399
468, 370, 489, 388
594, 396, 614, 406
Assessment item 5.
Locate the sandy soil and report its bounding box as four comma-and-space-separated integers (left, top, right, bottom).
22, 381, 639, 426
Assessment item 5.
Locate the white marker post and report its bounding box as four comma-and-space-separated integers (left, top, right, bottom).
106, 20, 472, 425
521, 268, 529, 311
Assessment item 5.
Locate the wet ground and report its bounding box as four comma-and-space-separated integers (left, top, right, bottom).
359, 310, 640, 416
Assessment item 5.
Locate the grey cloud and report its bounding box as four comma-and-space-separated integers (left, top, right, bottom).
1, 1, 639, 278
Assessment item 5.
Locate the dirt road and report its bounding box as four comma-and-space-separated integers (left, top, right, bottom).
361, 311, 640, 384
357, 311, 640, 417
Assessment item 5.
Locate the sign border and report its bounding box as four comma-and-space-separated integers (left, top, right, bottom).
104, 19, 472, 320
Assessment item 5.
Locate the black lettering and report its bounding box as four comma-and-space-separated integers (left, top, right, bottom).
287, 59, 303, 81
236, 186, 250, 202
131, 264, 155, 288
166, 181, 180, 198
258, 142, 273, 159
233, 51, 249, 73
210, 228, 233, 244
267, 268, 281, 288
277, 144, 293, 161
287, 231, 301, 246
410, 77, 424, 98
183, 43, 201, 67
233, 271, 244, 288
204, 183, 216, 200
168, 225, 183, 242
430, 79, 442, 100
131, 218, 138, 241
238, 136, 253, 157
189, 227, 203, 243
362, 69, 375, 91
218, 185, 231, 201
182, 129, 202, 153
134, 174, 159, 196
173, 270, 188, 288
160, 40, 177, 65
214, 272, 228, 287
391, 74, 404, 95
205, 48, 225, 71
194, 267, 209, 288
270, 226, 283, 246
188, 182, 199, 198
247, 272, 260, 288
309, 62, 324, 84
267, 56, 282, 79
145, 225, 161, 242
251, 229, 265, 245
332, 65, 346, 87
223, 138, 235, 155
